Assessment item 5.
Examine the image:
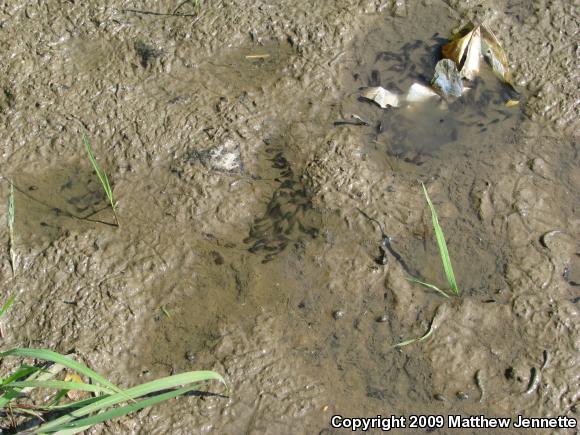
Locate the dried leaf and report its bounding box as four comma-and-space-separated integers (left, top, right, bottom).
461, 26, 481, 80
360, 86, 400, 108
481, 24, 512, 84
64, 373, 89, 401
406, 83, 439, 103
441, 24, 476, 67
442, 24, 481, 80
431, 59, 463, 99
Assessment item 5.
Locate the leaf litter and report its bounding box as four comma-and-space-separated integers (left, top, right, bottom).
357, 22, 518, 112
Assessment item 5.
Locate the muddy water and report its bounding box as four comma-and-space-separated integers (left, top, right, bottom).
0, 0, 578, 434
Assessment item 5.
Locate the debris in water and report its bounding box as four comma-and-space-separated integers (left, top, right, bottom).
481, 24, 513, 85
406, 83, 439, 103
393, 0, 407, 17
442, 22, 515, 88
442, 24, 481, 80
360, 86, 400, 108
333, 309, 345, 319
432, 59, 463, 99
245, 54, 270, 59
334, 114, 371, 126
355, 22, 517, 112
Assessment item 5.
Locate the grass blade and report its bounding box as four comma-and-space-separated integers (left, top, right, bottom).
406, 277, 450, 298
8, 181, 15, 272
393, 321, 435, 348
0, 294, 16, 319
0, 349, 121, 394
34, 371, 225, 433
53, 384, 204, 432
36, 370, 225, 432
5, 380, 115, 395
0, 358, 68, 409
82, 133, 119, 227
1, 365, 39, 385
421, 183, 459, 295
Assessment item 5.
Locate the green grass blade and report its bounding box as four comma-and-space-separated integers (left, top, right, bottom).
421, 183, 459, 295
393, 323, 435, 348
0, 349, 121, 394
82, 133, 118, 226
7, 181, 15, 272
406, 277, 450, 298
5, 380, 115, 395
1, 365, 39, 385
0, 294, 16, 318
393, 338, 418, 348
44, 395, 107, 410
53, 384, 203, 432
0, 359, 66, 408
36, 371, 225, 432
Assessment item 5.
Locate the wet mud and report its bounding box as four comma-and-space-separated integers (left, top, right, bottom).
0, 0, 578, 434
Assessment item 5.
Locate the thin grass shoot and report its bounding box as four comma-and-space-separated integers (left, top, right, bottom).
420, 182, 459, 295
406, 277, 450, 299
83, 134, 119, 227
8, 181, 15, 272
393, 323, 435, 348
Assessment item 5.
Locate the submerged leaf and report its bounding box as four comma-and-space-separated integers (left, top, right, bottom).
431, 59, 463, 99
406, 83, 439, 103
481, 24, 512, 84
360, 86, 400, 108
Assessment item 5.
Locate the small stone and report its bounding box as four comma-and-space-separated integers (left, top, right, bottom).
185, 351, 195, 362
333, 310, 345, 320
456, 391, 469, 400
376, 314, 388, 323
211, 250, 225, 265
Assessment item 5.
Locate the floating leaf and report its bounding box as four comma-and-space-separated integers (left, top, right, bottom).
431, 59, 463, 99
406, 83, 439, 103
481, 24, 512, 84
360, 86, 400, 108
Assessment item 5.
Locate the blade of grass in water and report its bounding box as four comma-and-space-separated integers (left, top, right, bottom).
393, 324, 435, 348
421, 183, 459, 295
83, 133, 119, 227
406, 277, 450, 298
393, 304, 446, 348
